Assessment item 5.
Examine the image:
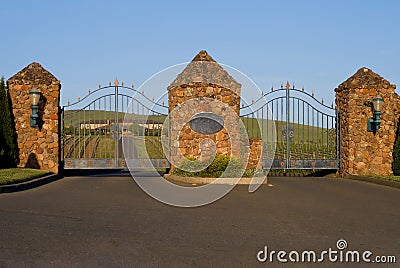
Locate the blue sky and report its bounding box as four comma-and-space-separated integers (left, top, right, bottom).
1, 0, 399, 106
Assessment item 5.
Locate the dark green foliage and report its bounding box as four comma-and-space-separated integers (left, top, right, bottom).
0, 77, 18, 168
172, 154, 246, 178
392, 119, 400, 175
242, 168, 264, 177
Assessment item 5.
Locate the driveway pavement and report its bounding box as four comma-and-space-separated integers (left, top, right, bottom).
0, 172, 399, 267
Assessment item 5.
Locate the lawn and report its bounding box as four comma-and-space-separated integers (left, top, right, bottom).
0, 168, 52, 185
373, 175, 400, 182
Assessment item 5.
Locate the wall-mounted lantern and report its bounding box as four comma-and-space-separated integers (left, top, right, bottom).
29, 85, 41, 128
367, 90, 384, 132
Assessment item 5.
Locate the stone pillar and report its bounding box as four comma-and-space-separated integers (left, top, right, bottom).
246, 138, 263, 169
168, 50, 242, 167
7, 62, 61, 173
335, 67, 399, 175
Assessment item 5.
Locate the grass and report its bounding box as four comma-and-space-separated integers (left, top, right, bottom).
241, 117, 335, 142
0, 168, 52, 185
373, 175, 400, 182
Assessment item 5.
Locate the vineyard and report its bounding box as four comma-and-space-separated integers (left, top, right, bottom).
63, 135, 165, 160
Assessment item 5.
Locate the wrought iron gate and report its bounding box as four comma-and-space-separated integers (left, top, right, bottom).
61, 80, 169, 169
240, 83, 341, 170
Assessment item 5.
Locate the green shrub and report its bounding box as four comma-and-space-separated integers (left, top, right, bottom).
242, 168, 264, 177
172, 154, 246, 178
172, 156, 207, 177
392, 119, 400, 175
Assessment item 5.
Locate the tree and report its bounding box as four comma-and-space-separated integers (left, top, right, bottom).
0, 76, 18, 168
392, 119, 400, 175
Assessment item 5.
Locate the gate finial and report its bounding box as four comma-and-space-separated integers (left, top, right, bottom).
114, 78, 119, 86
285, 81, 290, 89
271, 85, 274, 91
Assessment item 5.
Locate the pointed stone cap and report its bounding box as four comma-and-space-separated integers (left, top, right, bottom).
8, 62, 59, 85
191, 50, 217, 62
168, 50, 241, 92
336, 67, 391, 91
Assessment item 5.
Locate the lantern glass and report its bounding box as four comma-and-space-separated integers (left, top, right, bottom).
373, 97, 383, 112
30, 86, 41, 106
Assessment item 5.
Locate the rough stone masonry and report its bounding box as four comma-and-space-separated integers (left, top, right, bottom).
168, 50, 262, 170
336, 67, 400, 175
7, 62, 61, 173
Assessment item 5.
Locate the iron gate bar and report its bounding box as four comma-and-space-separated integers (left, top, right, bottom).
286, 84, 290, 168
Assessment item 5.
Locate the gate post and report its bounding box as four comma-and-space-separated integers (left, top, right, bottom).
167, 50, 242, 169
7, 62, 61, 173
335, 67, 399, 176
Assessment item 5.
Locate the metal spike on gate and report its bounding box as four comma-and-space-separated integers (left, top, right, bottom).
281, 84, 283, 89
322, 98, 324, 105
331, 102, 334, 108
142, 89, 144, 94
114, 78, 119, 86
252, 99, 254, 104
302, 86, 305, 92
271, 86, 274, 91
152, 97, 155, 102
68, 99, 70, 106
286, 81, 290, 89
261, 91, 263, 96
312, 91, 315, 97
109, 82, 111, 86
88, 89, 90, 94
162, 100, 165, 106
98, 84, 101, 89
292, 83, 295, 89
242, 102, 245, 108
132, 83, 134, 89
121, 81, 124, 86
78, 96, 80, 102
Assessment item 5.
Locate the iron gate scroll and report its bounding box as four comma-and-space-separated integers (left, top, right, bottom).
61, 81, 169, 169
240, 83, 341, 170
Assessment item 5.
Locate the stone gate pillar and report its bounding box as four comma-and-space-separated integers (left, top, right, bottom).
7, 62, 61, 173
335, 67, 399, 175
168, 50, 243, 167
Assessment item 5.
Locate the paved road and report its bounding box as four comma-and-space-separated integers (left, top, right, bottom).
0, 173, 399, 267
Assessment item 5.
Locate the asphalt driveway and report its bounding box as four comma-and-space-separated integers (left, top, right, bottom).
0, 172, 399, 267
